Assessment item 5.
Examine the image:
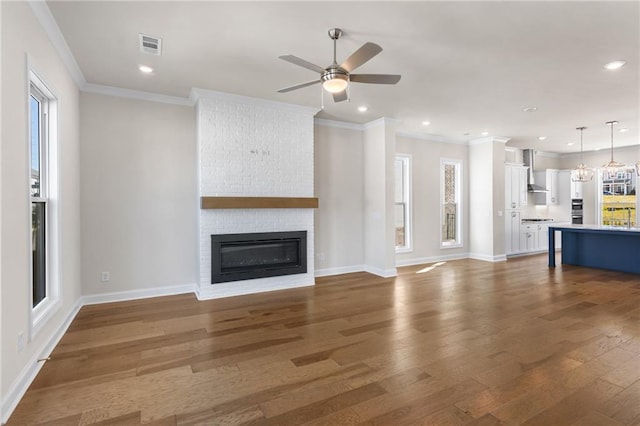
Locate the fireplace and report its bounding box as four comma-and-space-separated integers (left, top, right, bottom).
211, 231, 307, 284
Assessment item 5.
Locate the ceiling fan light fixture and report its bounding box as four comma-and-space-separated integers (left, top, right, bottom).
322, 77, 348, 93
322, 70, 348, 93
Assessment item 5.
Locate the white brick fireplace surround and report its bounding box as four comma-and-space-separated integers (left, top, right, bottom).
191, 88, 319, 299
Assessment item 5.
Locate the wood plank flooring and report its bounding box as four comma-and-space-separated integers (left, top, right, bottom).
7, 255, 640, 425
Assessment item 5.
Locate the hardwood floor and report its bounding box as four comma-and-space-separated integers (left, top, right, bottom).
8, 255, 640, 425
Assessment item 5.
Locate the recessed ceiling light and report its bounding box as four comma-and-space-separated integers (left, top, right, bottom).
481, 131, 489, 136
523, 106, 537, 112
538, 136, 547, 141
422, 121, 431, 126
604, 60, 626, 70
567, 142, 575, 146
619, 127, 629, 132
139, 65, 154, 74
357, 106, 368, 112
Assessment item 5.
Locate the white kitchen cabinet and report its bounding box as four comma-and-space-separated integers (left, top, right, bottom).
518, 222, 551, 253
505, 165, 528, 210
538, 224, 549, 251
506, 210, 521, 254
570, 180, 583, 199
534, 169, 559, 205
520, 224, 538, 252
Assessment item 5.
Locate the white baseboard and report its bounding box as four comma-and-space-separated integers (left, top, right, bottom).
196, 278, 314, 300
363, 265, 397, 278
315, 265, 365, 277
1, 298, 82, 425
468, 252, 507, 262
396, 253, 470, 267
81, 283, 196, 306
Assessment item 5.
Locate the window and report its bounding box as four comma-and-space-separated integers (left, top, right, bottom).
441, 159, 462, 247
29, 69, 59, 333
395, 155, 411, 252
597, 168, 637, 227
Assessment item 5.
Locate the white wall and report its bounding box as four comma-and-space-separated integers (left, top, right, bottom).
469, 138, 506, 261
195, 90, 317, 299
0, 2, 4, 421
79, 92, 197, 297
314, 123, 365, 275
395, 135, 469, 265
363, 119, 397, 277
1, 1, 81, 419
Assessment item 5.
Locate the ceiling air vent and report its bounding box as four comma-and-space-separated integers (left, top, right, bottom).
139, 34, 162, 56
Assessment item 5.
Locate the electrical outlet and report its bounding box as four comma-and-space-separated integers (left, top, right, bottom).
100, 271, 110, 282
17, 332, 25, 352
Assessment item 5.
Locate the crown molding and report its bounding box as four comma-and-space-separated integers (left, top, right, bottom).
190, 88, 320, 116
28, 0, 86, 89
396, 131, 456, 144
314, 118, 365, 131
469, 136, 511, 146
363, 117, 399, 130
83, 83, 193, 107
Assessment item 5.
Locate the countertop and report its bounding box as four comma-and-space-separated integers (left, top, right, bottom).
549, 224, 640, 233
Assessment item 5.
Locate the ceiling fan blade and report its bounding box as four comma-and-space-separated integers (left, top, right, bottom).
332, 90, 348, 103
350, 74, 402, 84
277, 80, 321, 93
278, 55, 326, 74
340, 42, 383, 73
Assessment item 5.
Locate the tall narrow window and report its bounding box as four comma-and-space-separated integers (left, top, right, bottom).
29, 69, 59, 332
441, 159, 462, 247
395, 155, 411, 252
30, 85, 48, 307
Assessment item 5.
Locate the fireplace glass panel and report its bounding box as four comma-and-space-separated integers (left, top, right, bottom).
211, 231, 307, 283
221, 241, 300, 272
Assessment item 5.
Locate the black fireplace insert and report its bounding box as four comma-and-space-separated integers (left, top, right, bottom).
211, 231, 307, 284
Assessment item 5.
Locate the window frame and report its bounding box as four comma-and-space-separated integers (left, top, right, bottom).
596, 168, 637, 228
395, 154, 412, 253
440, 158, 463, 248
28, 67, 61, 337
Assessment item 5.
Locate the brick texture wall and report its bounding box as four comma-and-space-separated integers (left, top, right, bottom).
196, 91, 316, 298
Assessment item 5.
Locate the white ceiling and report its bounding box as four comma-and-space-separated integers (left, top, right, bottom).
46, 1, 639, 154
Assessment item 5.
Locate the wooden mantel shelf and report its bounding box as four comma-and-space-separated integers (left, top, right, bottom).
201, 196, 318, 209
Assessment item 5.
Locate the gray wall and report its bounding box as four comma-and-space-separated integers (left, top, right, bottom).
396, 135, 469, 264
314, 124, 365, 274
79, 92, 197, 296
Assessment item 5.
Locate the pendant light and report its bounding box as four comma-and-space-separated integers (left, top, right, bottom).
601, 120, 626, 173
570, 126, 594, 182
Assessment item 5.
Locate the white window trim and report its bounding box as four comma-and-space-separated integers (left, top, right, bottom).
440, 158, 463, 249
28, 65, 61, 339
396, 154, 412, 253
596, 167, 639, 227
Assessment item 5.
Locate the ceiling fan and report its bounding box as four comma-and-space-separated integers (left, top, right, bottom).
277, 28, 401, 103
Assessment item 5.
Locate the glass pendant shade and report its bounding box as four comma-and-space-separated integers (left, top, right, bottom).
571, 126, 594, 182
571, 163, 595, 182
602, 121, 626, 172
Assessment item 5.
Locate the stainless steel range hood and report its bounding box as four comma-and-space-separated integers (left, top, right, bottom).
522, 149, 549, 192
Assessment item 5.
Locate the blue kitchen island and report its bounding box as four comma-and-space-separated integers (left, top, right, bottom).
548, 224, 640, 274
